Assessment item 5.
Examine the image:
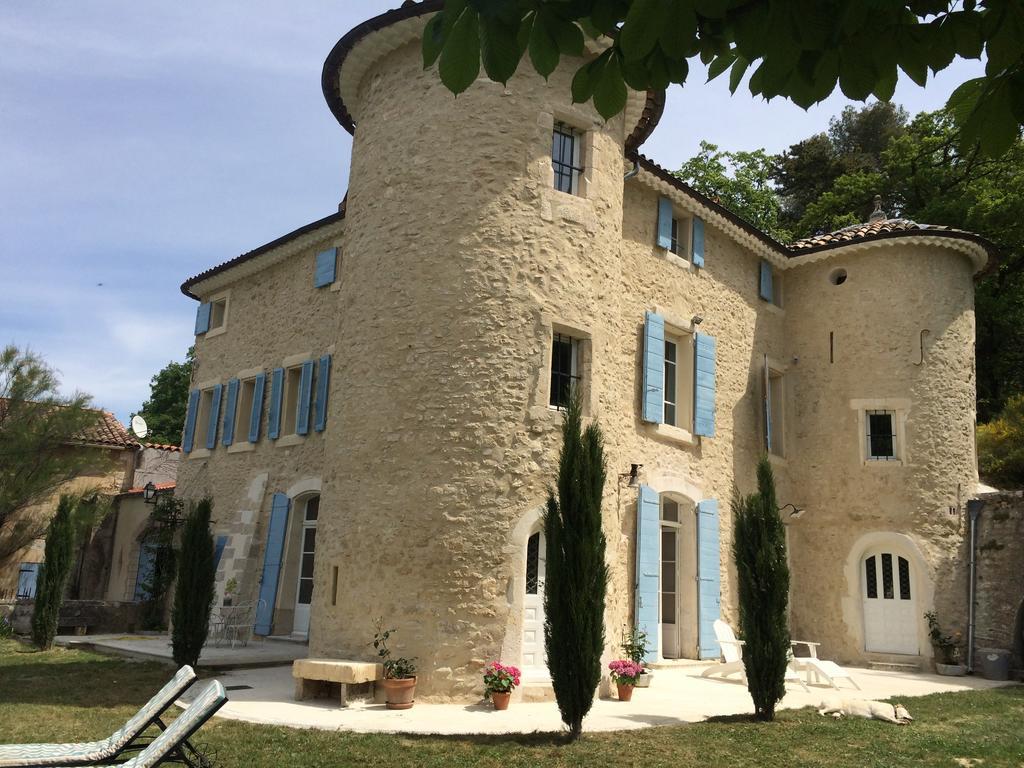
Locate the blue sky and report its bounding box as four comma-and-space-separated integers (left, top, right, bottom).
0, 2, 984, 427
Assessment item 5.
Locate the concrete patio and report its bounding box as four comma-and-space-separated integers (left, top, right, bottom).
177, 663, 1014, 735
55, 633, 308, 669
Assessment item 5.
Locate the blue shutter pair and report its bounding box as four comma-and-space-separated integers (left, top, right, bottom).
641, 312, 717, 437
656, 196, 705, 267
268, 361, 316, 438
636, 488, 721, 661
194, 303, 212, 335
222, 375, 270, 447
314, 248, 338, 288
254, 492, 291, 636
759, 260, 774, 301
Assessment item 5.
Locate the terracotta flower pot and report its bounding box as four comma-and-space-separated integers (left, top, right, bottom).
616, 683, 635, 702
380, 677, 417, 710
491, 691, 512, 710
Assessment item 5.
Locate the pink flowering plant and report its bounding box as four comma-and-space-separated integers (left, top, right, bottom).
483, 661, 522, 695
608, 659, 644, 686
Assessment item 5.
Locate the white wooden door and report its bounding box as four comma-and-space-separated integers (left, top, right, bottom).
292, 497, 319, 638
522, 531, 547, 676
862, 551, 918, 654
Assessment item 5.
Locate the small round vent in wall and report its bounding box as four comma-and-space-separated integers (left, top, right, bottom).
830, 268, 848, 285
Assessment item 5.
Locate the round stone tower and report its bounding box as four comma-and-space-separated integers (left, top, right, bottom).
781, 225, 985, 665
311, 6, 652, 698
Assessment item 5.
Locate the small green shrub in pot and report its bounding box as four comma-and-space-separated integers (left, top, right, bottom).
371, 618, 418, 709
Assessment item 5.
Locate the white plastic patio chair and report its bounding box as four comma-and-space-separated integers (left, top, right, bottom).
789, 639, 861, 689
700, 619, 809, 691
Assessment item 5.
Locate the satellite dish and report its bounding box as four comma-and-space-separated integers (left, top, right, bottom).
131, 415, 149, 440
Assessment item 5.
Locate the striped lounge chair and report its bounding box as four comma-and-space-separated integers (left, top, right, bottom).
0, 665, 197, 768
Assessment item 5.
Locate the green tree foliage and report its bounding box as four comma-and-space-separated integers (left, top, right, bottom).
135, 348, 194, 446
675, 141, 790, 241
732, 457, 790, 721
773, 102, 908, 225
171, 498, 216, 668
424, 1, 1024, 157
31, 495, 77, 650
543, 394, 608, 740
0, 345, 99, 566
978, 395, 1024, 488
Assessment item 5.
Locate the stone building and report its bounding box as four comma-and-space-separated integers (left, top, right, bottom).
175, 2, 997, 699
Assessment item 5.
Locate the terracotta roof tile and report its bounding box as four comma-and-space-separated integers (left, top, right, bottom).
73, 410, 140, 448
789, 218, 961, 252
120, 481, 176, 497
145, 443, 182, 452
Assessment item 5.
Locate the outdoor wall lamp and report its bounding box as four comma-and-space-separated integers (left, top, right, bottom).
618, 464, 643, 488
691, 314, 704, 326
142, 481, 158, 505
780, 503, 804, 518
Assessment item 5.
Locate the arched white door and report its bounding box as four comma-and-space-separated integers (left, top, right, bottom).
292, 496, 319, 637
522, 530, 547, 677
862, 550, 918, 654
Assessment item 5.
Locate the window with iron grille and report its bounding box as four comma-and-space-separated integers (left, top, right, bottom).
549, 333, 581, 410
552, 123, 583, 195
866, 410, 897, 459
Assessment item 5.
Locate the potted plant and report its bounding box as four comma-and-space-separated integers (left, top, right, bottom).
371, 619, 418, 709
483, 661, 521, 710
621, 626, 653, 687
223, 578, 238, 607
608, 659, 644, 702
925, 611, 965, 675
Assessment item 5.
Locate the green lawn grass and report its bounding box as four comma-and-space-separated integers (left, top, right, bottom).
1, 639, 1022, 767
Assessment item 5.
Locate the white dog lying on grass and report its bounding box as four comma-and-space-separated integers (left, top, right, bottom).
818, 695, 914, 724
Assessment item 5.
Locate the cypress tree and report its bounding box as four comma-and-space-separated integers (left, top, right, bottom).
171, 498, 216, 668
543, 394, 608, 740
732, 456, 791, 721
31, 494, 76, 650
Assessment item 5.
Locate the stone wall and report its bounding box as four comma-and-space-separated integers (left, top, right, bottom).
974, 491, 1024, 668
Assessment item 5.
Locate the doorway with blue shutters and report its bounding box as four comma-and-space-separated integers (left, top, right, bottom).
253, 492, 320, 639
636, 486, 721, 661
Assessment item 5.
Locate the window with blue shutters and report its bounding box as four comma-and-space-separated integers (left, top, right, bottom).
195, 297, 228, 335
314, 248, 338, 288
194, 303, 211, 335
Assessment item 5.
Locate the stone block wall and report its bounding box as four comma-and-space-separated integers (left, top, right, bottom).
974, 491, 1024, 668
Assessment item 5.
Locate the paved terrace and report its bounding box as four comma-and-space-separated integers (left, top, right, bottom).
178, 664, 1012, 735
55, 634, 307, 668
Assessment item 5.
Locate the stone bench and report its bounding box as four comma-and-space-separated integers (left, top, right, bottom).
292, 658, 383, 707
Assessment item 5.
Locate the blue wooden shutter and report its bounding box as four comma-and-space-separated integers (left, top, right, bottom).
222, 378, 239, 447
314, 354, 331, 432
182, 389, 200, 453
205, 384, 222, 450
657, 196, 673, 249
642, 311, 665, 423
694, 333, 717, 437
697, 499, 722, 659
636, 485, 661, 663
295, 360, 314, 436
17, 563, 40, 599
249, 373, 266, 443
254, 492, 290, 635
314, 248, 337, 288
213, 535, 228, 570
692, 217, 705, 267
268, 367, 284, 440
194, 303, 212, 335
759, 260, 773, 301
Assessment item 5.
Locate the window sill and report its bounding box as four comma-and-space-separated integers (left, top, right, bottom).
273, 433, 307, 448
863, 458, 904, 466
768, 453, 788, 467
186, 448, 212, 459
226, 442, 256, 454
647, 422, 697, 447
329, 281, 342, 293
762, 302, 785, 315
658, 247, 692, 270
204, 325, 227, 339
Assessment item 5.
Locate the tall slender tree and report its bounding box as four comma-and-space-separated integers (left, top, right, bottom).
543, 394, 608, 740
171, 499, 216, 668
732, 457, 790, 721
31, 494, 76, 650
